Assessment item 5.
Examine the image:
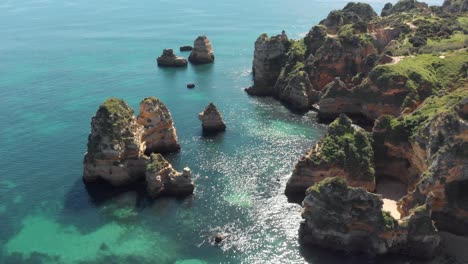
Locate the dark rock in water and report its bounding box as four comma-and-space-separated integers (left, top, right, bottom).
157, 49, 188, 67
189, 36, 215, 64
187, 83, 195, 89
199, 103, 226, 133
180, 46, 193, 52
212, 233, 227, 244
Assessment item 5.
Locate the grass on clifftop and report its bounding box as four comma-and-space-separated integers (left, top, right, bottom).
309, 114, 375, 182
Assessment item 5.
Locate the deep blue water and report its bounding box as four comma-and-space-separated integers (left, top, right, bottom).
0, 0, 443, 263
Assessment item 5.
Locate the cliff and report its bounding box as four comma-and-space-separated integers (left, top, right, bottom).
83, 98, 146, 186
285, 114, 375, 200
373, 88, 468, 235
300, 177, 439, 257
137, 97, 180, 154
189, 36, 215, 64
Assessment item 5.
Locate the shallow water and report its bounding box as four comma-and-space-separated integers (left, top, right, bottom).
0, 0, 444, 263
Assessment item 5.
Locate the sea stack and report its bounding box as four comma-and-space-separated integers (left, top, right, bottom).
157, 49, 188, 67
198, 103, 226, 133
83, 98, 146, 186
300, 177, 440, 257
189, 36, 215, 64
145, 153, 194, 197
137, 97, 180, 154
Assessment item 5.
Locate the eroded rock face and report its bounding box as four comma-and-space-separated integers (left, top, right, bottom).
245, 32, 290, 96
145, 153, 194, 197
285, 114, 375, 200
198, 103, 226, 132
442, 0, 468, 13
157, 49, 188, 67
372, 88, 468, 235
83, 98, 146, 186
189, 36, 215, 64
137, 97, 180, 154
300, 177, 439, 257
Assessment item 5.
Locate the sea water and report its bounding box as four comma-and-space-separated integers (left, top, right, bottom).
0, 0, 443, 263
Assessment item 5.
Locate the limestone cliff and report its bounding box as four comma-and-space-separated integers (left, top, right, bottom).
83, 98, 146, 186
373, 88, 468, 235
245, 32, 290, 96
285, 114, 375, 200
198, 102, 226, 132
189, 36, 215, 64
145, 153, 194, 197
137, 97, 180, 154
300, 177, 439, 257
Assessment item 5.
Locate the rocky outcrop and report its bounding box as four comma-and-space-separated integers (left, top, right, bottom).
285, 114, 375, 200
83, 98, 146, 186
180, 46, 193, 52
137, 97, 180, 154
442, 0, 468, 13
380, 0, 430, 16
300, 177, 440, 257
157, 49, 188, 67
188, 36, 215, 64
145, 153, 194, 197
245, 32, 290, 96
320, 2, 378, 34
198, 103, 226, 133
371, 88, 468, 235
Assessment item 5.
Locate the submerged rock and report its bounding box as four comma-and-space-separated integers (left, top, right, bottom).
198, 103, 226, 133
189, 36, 215, 64
137, 97, 180, 155
300, 177, 439, 257
285, 114, 375, 200
145, 153, 194, 197
157, 49, 188, 67
83, 98, 146, 186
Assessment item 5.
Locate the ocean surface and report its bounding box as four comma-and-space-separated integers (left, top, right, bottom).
0, 0, 443, 263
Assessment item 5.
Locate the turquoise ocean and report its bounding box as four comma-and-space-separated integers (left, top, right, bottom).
0, 0, 442, 263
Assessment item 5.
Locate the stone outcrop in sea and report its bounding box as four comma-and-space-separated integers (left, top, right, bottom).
285, 114, 375, 200
157, 49, 188, 67
198, 102, 226, 132
189, 36, 215, 64
83, 97, 193, 197
137, 97, 180, 154
83, 98, 147, 186
145, 153, 194, 197
300, 177, 440, 257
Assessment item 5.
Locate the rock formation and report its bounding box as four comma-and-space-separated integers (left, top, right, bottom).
442, 0, 468, 13
137, 97, 180, 154
83, 97, 191, 197
300, 177, 440, 257
373, 88, 468, 235
198, 103, 226, 133
380, 0, 430, 16
188, 36, 215, 64
145, 153, 194, 197
83, 98, 146, 186
157, 49, 188, 67
245, 31, 290, 96
285, 114, 375, 200
180, 45, 193, 52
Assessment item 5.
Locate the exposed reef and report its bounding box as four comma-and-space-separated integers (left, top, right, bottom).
189, 36, 215, 64
83, 97, 192, 197
286, 114, 375, 200
300, 177, 440, 258
198, 103, 226, 133
157, 49, 188, 67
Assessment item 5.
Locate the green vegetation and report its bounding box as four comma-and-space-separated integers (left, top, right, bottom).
309, 114, 375, 182
306, 176, 348, 194
382, 211, 397, 230
146, 153, 168, 172
289, 38, 306, 57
